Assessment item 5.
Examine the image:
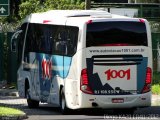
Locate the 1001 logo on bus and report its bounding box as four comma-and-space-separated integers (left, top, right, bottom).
41, 58, 52, 80
104, 69, 130, 80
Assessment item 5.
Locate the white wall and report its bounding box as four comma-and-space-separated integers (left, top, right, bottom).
110, 8, 138, 17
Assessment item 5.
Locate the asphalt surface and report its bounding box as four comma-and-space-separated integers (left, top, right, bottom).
0, 89, 160, 120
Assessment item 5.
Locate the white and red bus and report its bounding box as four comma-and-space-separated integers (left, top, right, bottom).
11, 10, 152, 114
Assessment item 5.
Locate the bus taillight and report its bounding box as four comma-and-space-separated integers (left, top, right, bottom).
145, 67, 152, 84
142, 67, 152, 93
80, 68, 93, 94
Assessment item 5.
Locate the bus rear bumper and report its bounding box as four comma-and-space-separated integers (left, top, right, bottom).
79, 92, 151, 109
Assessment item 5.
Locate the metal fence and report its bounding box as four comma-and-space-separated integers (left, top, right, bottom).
152, 33, 160, 71
0, 22, 18, 86
0, 33, 5, 85
0, 32, 15, 84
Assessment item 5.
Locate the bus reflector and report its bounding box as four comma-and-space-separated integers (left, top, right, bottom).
80, 68, 93, 94
142, 67, 152, 93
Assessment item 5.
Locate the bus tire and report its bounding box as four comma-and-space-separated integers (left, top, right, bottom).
60, 88, 70, 114
26, 89, 39, 108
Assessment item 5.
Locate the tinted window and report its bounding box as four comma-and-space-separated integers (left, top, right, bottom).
25, 23, 79, 56
25, 23, 56, 54
17, 23, 27, 66
86, 21, 147, 47
65, 26, 79, 56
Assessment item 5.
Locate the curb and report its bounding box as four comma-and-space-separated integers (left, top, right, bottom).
0, 89, 19, 97
0, 114, 28, 120
152, 95, 160, 101
152, 95, 160, 105
0, 89, 27, 120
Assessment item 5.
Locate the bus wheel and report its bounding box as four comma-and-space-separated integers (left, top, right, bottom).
60, 88, 70, 114
26, 89, 39, 108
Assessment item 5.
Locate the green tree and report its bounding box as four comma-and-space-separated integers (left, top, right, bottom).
19, 0, 85, 19
19, 0, 42, 19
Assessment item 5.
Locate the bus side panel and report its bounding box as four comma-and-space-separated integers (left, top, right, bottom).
17, 67, 26, 98
38, 54, 64, 103
17, 66, 32, 98
49, 55, 65, 105
64, 54, 79, 109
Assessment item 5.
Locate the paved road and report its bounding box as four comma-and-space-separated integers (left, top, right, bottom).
0, 96, 160, 120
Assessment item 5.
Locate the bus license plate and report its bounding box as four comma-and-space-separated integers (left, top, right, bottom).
112, 98, 124, 103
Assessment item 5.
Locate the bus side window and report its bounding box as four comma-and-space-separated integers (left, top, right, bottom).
54, 26, 66, 55
24, 24, 31, 64
42, 26, 53, 54
65, 26, 79, 56
11, 30, 22, 52
14, 23, 27, 67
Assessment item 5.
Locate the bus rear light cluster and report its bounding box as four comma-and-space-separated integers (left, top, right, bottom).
142, 67, 152, 93
80, 68, 93, 94
145, 67, 152, 84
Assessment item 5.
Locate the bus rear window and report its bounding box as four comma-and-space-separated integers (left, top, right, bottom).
86, 21, 147, 47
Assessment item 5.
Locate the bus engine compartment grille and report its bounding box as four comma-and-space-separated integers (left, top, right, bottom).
92, 55, 143, 66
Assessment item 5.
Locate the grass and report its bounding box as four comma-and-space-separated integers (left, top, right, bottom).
152, 84, 160, 95
152, 71, 160, 95
0, 106, 25, 117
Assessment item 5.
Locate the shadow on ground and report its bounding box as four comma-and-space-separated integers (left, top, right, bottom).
0, 96, 160, 119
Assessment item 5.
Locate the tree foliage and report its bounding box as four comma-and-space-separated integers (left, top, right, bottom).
19, 0, 85, 19
19, 0, 42, 19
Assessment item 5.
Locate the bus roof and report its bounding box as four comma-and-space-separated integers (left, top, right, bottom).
22, 10, 131, 24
